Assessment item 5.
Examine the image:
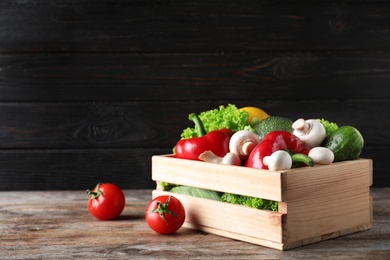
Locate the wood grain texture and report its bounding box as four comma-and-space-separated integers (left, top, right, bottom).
0, 100, 386, 190
0, 0, 388, 190
285, 159, 372, 200
1, 1, 389, 53
0, 53, 389, 101
0, 146, 386, 191
0, 102, 387, 148
152, 155, 285, 201
153, 189, 286, 246
0, 189, 388, 259
0, 149, 166, 191
152, 157, 373, 249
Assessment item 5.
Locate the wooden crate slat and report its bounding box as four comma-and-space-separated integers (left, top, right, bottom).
283, 187, 371, 243
152, 190, 285, 244
285, 159, 373, 201
152, 155, 285, 202
151, 156, 373, 250
183, 224, 286, 251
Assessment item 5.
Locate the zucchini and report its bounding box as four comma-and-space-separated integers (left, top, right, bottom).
323, 126, 364, 162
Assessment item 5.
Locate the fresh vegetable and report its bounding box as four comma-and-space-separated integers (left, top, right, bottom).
221, 193, 278, 211
229, 130, 260, 162
263, 150, 315, 170
246, 131, 311, 170
86, 183, 125, 220
180, 104, 250, 139
252, 116, 294, 140
239, 106, 270, 125
322, 126, 364, 162
169, 186, 277, 212
175, 113, 233, 160
170, 104, 366, 213
292, 118, 326, 148
318, 118, 338, 138
263, 150, 293, 171
159, 182, 177, 191
308, 147, 334, 165
198, 150, 241, 166
290, 152, 315, 168
145, 195, 185, 234
169, 186, 222, 201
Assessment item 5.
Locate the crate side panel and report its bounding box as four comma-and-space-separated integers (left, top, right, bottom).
283, 187, 371, 243
183, 224, 285, 251
285, 159, 372, 201
152, 155, 284, 201
152, 190, 284, 244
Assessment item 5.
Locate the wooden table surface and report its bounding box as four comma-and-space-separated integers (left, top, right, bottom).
1, 188, 389, 259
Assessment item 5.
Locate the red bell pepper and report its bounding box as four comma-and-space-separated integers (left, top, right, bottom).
245, 130, 311, 169
175, 113, 233, 161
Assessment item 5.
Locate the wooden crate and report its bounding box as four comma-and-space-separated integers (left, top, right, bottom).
151, 155, 373, 250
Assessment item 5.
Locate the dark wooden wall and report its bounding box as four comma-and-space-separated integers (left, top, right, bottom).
0, 0, 389, 190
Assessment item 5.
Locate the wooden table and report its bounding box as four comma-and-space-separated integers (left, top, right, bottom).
1, 188, 389, 259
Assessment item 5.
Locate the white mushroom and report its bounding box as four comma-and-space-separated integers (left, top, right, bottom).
292, 118, 326, 148
263, 150, 292, 171
308, 147, 334, 165
198, 151, 241, 166
229, 130, 260, 161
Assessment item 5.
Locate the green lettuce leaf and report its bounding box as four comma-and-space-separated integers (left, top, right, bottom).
169, 186, 222, 201
181, 104, 251, 139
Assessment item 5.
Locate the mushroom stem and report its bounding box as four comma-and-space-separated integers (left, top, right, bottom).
198, 151, 241, 166
241, 141, 257, 157
229, 130, 260, 161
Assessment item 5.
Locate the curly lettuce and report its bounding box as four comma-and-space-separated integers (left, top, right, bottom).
181, 104, 251, 139
317, 118, 339, 137
221, 193, 278, 211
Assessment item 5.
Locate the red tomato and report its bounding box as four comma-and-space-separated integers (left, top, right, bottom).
86, 183, 125, 220
145, 195, 185, 234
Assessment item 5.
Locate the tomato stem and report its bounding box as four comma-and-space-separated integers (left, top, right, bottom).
148, 196, 178, 225
86, 183, 103, 199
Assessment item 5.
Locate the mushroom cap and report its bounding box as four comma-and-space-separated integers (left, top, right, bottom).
308, 147, 334, 165
292, 119, 326, 148
263, 150, 292, 171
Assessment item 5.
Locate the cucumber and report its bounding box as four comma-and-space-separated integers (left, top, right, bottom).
322, 126, 364, 162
